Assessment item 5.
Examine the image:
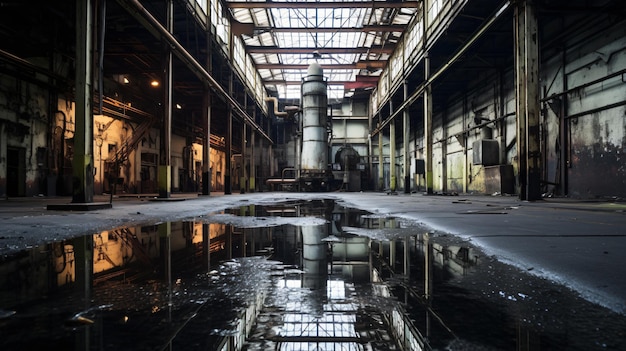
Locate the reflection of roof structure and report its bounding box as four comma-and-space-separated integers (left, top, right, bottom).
227, 0, 419, 99
262, 279, 395, 350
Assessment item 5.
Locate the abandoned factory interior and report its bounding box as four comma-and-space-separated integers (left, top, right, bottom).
1, 0, 625, 202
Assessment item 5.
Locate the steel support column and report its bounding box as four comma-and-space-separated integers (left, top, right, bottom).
424, 54, 433, 195
241, 101, 247, 194
515, 0, 541, 200
202, 0, 212, 196
72, 0, 94, 203
250, 109, 256, 192
202, 92, 211, 196
158, 0, 173, 198
389, 102, 396, 192
225, 105, 232, 195
403, 81, 411, 193
378, 116, 384, 191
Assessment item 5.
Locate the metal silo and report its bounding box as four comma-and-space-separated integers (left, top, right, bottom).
300, 63, 330, 190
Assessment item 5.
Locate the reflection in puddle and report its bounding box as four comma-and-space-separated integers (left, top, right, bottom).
0, 199, 625, 350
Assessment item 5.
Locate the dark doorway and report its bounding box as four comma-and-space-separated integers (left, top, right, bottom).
7, 147, 26, 197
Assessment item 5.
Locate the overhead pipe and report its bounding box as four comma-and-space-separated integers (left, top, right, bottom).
264, 97, 288, 117
115, 0, 273, 143
371, 1, 512, 137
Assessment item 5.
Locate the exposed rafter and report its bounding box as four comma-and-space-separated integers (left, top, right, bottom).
246, 45, 394, 54
226, 1, 420, 9
257, 62, 387, 70
254, 25, 407, 33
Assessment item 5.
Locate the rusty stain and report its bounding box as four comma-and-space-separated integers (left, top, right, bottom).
569, 142, 626, 199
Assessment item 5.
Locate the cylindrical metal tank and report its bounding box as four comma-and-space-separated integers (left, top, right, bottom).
300, 63, 328, 187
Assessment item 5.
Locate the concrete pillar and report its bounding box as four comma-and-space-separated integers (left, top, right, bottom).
515, 0, 541, 200
424, 54, 434, 194
403, 81, 411, 193
158, 0, 173, 198
72, 0, 94, 203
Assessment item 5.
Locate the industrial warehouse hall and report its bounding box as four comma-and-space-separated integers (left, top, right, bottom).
1, 0, 626, 350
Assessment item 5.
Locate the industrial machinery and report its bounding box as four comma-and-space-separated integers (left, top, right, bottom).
299, 63, 333, 191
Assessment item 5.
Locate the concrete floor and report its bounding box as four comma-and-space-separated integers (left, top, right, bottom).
1, 191, 625, 314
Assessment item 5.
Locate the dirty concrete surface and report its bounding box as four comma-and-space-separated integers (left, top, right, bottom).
1, 191, 625, 315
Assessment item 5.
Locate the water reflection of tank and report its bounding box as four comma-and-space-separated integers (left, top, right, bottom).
332, 145, 363, 191
299, 63, 332, 191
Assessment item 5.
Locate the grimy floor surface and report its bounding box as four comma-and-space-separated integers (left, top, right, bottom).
1, 191, 625, 314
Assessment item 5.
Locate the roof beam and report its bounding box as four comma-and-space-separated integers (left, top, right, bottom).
257, 24, 407, 33
226, 1, 419, 9
263, 80, 356, 85
246, 45, 393, 54
256, 61, 386, 70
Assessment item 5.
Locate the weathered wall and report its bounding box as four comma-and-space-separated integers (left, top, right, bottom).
403, 12, 625, 199
541, 16, 626, 199
0, 75, 57, 197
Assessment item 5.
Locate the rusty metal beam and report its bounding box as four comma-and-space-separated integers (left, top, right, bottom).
246, 45, 393, 54
226, 1, 419, 9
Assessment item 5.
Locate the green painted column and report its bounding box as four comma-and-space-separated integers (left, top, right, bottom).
72, 0, 94, 203
159, 0, 173, 198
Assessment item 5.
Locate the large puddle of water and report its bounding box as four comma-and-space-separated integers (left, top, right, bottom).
1, 199, 625, 350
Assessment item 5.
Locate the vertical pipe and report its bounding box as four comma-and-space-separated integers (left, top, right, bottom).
159, 0, 173, 198
390, 101, 396, 192
72, 0, 94, 203
403, 81, 411, 193
441, 109, 447, 192
378, 115, 384, 191
424, 53, 433, 194
463, 94, 468, 193
559, 48, 568, 195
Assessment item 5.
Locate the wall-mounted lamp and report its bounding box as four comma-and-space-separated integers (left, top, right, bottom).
150, 80, 160, 87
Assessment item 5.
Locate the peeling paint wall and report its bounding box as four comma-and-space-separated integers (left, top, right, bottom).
0, 74, 58, 197
536, 13, 626, 199
403, 13, 625, 199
